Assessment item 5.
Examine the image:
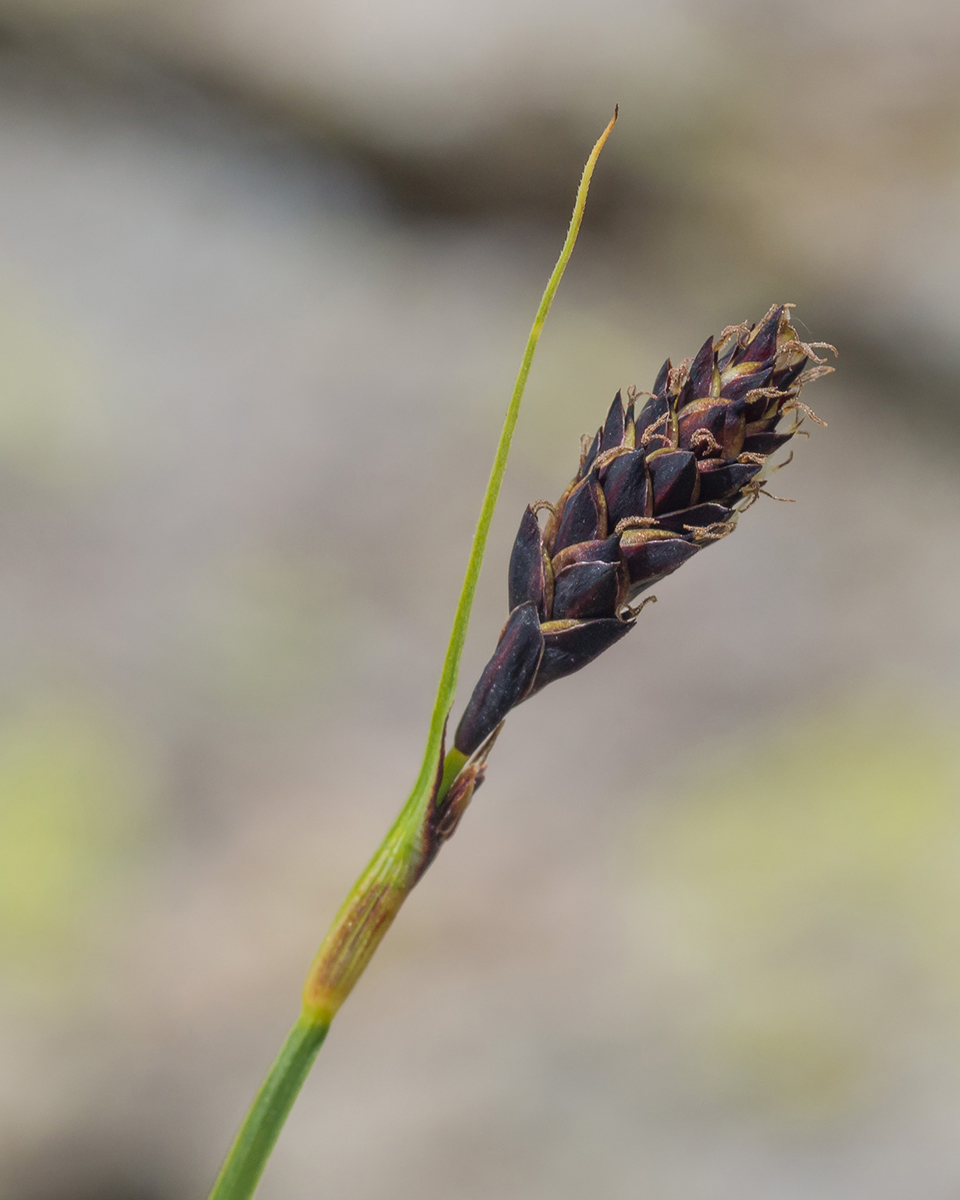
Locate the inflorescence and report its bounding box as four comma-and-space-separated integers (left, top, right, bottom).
455, 304, 833, 758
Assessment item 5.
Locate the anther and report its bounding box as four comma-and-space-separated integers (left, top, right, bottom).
683, 522, 734, 541
718, 321, 750, 343
667, 362, 690, 392
744, 386, 785, 406
769, 450, 794, 473
745, 484, 795, 504
798, 364, 835, 387
593, 447, 626, 472
614, 516, 659, 534
622, 595, 658, 620
691, 429, 722, 456
781, 398, 827, 426
531, 500, 557, 520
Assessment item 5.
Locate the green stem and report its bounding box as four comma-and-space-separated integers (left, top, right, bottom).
207, 1016, 329, 1200
206, 109, 617, 1200
408, 105, 620, 812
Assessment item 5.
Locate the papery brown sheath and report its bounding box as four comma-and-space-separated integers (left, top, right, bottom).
454, 304, 831, 758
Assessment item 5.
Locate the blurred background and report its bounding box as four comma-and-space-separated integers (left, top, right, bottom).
1, 2, 960, 1198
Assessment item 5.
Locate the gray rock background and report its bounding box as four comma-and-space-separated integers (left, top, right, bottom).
0, 5, 959, 1199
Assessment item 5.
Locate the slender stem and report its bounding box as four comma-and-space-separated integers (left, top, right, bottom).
207, 1016, 329, 1200
205, 109, 617, 1200
407, 105, 619, 812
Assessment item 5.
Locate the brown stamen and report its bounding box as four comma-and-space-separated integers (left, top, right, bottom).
781, 398, 827, 426
690, 429, 722, 456
621, 594, 658, 620
614, 516, 659, 534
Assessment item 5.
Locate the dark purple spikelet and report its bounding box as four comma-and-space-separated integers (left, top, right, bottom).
454, 305, 831, 757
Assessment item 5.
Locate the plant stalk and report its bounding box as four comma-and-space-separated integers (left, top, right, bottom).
207, 1017, 328, 1200
206, 107, 617, 1200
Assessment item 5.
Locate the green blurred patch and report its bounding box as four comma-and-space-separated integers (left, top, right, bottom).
0, 290, 112, 487
0, 695, 147, 967
177, 552, 358, 712
514, 307, 652, 472
630, 699, 960, 1121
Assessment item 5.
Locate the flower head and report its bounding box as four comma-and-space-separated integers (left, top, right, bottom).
454, 304, 832, 757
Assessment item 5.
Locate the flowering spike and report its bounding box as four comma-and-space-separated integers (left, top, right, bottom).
453, 305, 829, 749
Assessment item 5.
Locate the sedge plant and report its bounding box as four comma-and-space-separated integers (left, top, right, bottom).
206, 109, 832, 1200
